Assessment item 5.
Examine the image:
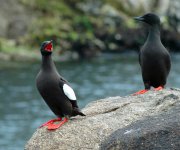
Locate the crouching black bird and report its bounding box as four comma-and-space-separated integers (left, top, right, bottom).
36, 40, 85, 130
133, 13, 171, 95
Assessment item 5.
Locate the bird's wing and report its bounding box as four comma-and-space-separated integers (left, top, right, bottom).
60, 80, 85, 116
62, 83, 77, 101
164, 51, 171, 74
138, 50, 142, 66
60, 76, 68, 83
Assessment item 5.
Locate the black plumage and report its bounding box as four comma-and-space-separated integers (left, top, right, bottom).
36, 41, 85, 129
134, 13, 171, 93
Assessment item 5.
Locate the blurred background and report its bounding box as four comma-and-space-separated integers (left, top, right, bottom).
1, 0, 180, 149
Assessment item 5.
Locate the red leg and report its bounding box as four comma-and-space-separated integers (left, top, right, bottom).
133, 89, 149, 95
39, 118, 62, 128
154, 86, 164, 91
47, 117, 68, 130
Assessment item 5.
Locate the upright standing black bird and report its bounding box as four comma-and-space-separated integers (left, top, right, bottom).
133, 13, 171, 95
36, 40, 85, 130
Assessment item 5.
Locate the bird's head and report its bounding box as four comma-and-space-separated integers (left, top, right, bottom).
134, 13, 160, 26
40, 40, 53, 55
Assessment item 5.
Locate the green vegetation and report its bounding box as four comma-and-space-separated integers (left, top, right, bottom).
20, 0, 94, 47
0, 0, 178, 61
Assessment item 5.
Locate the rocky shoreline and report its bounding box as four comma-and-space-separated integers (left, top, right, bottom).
0, 0, 180, 60
25, 88, 180, 150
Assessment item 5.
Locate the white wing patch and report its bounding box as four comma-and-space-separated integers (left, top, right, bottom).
63, 84, 77, 100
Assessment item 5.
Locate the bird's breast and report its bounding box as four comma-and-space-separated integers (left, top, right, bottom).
36, 71, 61, 94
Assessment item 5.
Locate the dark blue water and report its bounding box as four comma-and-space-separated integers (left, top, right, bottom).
0, 53, 179, 149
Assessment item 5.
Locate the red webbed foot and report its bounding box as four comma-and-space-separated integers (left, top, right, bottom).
154, 86, 164, 91
47, 117, 68, 130
39, 118, 62, 128
133, 89, 149, 95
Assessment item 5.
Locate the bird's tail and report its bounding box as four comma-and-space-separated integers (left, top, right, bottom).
73, 107, 86, 116
78, 111, 86, 116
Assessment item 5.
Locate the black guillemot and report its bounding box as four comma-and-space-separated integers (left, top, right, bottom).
36, 40, 85, 130
133, 13, 171, 95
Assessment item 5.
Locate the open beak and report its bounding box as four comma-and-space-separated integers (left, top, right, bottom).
45, 40, 53, 52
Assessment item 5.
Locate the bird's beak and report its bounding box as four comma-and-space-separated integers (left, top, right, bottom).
133, 16, 144, 22
44, 40, 53, 52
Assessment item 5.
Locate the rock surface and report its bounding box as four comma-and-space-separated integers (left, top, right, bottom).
25, 88, 180, 150
0, 0, 32, 38
168, 0, 180, 32
101, 98, 180, 149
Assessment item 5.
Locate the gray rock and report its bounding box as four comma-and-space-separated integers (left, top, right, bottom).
167, 0, 180, 32
101, 102, 180, 150
25, 89, 180, 150
0, 0, 32, 38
